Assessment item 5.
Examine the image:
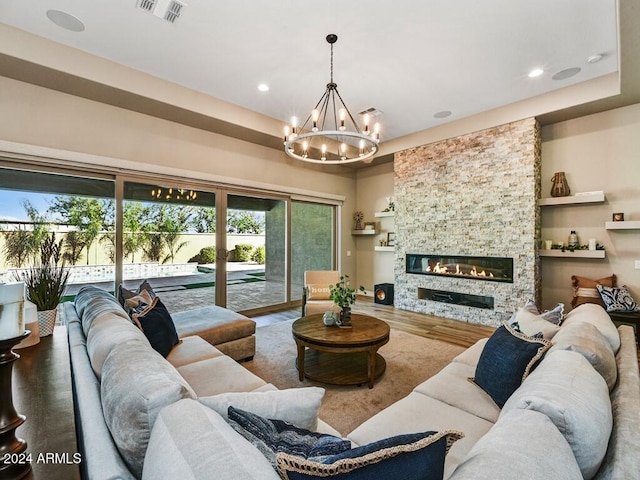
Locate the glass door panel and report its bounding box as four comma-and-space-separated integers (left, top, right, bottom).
123, 181, 216, 314
291, 201, 335, 301
225, 193, 286, 312
0, 166, 115, 301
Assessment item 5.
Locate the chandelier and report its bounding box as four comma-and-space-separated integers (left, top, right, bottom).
283, 34, 380, 164
150, 187, 197, 201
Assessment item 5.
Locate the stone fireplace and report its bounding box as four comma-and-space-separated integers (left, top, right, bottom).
393, 118, 541, 326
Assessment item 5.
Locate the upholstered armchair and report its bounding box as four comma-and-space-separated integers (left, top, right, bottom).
301, 270, 340, 316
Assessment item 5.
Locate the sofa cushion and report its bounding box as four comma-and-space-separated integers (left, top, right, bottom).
501, 350, 612, 480
171, 305, 255, 345
101, 340, 196, 478
86, 312, 149, 378
562, 303, 621, 353
448, 409, 583, 480
347, 392, 493, 479
596, 284, 640, 312
414, 362, 500, 423
571, 274, 616, 308
451, 338, 488, 367
509, 308, 561, 340
131, 297, 180, 357
165, 335, 224, 368
74, 285, 131, 335
471, 323, 551, 408
228, 406, 351, 468
199, 387, 325, 431
549, 321, 617, 391
276, 430, 463, 480
177, 355, 266, 396
142, 399, 280, 480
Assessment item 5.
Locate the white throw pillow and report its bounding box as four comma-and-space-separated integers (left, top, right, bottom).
511, 308, 561, 340
198, 387, 325, 431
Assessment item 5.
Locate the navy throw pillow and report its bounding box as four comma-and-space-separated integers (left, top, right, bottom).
471, 323, 550, 408
131, 297, 179, 357
228, 406, 351, 468
276, 429, 463, 480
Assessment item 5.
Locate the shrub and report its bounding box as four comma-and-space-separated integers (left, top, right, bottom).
251, 245, 265, 265
233, 243, 254, 262
188, 246, 216, 264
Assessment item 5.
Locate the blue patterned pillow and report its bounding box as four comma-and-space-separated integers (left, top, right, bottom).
228, 406, 351, 468
471, 323, 551, 408
276, 430, 463, 480
596, 284, 640, 312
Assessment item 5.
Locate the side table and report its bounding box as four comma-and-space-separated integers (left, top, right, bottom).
608, 311, 640, 343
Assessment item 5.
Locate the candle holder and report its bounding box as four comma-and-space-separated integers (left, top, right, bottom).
0, 331, 31, 480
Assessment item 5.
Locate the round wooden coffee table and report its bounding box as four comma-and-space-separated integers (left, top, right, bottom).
292, 313, 390, 389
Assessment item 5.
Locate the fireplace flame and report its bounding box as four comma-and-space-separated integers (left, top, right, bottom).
425, 262, 495, 278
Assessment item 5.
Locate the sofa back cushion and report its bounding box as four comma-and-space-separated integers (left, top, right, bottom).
449, 408, 582, 480
549, 321, 617, 391
101, 340, 195, 478
142, 399, 280, 480
562, 303, 621, 353
501, 350, 612, 480
86, 313, 149, 378
75, 285, 131, 336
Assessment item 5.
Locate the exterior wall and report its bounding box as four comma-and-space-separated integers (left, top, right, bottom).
393, 118, 541, 326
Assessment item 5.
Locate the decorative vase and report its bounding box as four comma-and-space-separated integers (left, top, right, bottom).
322, 311, 337, 326
37, 309, 57, 337
339, 306, 352, 326
550, 172, 571, 197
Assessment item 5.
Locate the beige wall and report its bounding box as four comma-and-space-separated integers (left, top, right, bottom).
0, 76, 359, 279
540, 103, 640, 310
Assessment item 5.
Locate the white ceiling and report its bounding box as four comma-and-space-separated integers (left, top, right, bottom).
0, 0, 619, 142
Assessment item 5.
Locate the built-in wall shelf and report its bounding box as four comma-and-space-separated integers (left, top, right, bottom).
605, 221, 640, 230
352, 229, 378, 236
539, 249, 606, 258
538, 191, 605, 206
374, 211, 395, 218
374, 246, 394, 252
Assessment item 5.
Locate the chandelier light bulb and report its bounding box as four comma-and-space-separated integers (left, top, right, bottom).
339, 108, 346, 131
363, 114, 370, 135
374, 122, 381, 142
283, 125, 290, 144
321, 144, 327, 161
312, 109, 319, 131
302, 140, 309, 159
359, 139, 365, 157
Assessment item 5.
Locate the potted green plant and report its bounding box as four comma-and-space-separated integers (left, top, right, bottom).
329, 275, 366, 326
13, 233, 70, 337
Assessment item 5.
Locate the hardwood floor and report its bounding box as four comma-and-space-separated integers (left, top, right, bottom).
251, 297, 496, 349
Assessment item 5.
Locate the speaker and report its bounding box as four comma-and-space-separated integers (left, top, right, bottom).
374, 283, 394, 305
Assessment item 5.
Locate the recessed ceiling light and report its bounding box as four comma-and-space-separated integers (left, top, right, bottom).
46, 10, 85, 32
257, 84, 269, 92
528, 68, 544, 78
434, 111, 452, 119
552, 67, 581, 81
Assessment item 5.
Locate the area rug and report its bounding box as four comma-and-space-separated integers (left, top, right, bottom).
242, 320, 466, 435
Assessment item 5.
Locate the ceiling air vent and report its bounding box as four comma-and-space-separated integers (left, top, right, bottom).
136, 0, 186, 24
137, 0, 156, 13
359, 107, 383, 117
165, 1, 185, 23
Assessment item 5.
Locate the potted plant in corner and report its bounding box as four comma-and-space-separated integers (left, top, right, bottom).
13, 233, 70, 337
329, 275, 366, 327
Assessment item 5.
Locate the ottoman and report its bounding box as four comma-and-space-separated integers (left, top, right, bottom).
172, 305, 256, 361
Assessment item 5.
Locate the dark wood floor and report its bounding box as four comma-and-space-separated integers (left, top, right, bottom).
252, 297, 496, 349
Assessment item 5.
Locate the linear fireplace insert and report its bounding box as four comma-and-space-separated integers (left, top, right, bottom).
406, 254, 513, 283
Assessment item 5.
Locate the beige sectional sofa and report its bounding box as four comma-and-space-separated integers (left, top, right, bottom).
66, 285, 639, 480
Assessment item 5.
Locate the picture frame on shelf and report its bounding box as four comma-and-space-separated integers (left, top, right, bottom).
612, 212, 624, 222
387, 232, 396, 246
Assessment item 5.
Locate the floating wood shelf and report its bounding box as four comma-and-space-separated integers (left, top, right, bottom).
605, 221, 640, 230
374, 246, 394, 252
352, 229, 378, 236
374, 211, 395, 218
539, 249, 606, 258
538, 191, 605, 206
